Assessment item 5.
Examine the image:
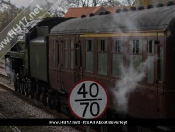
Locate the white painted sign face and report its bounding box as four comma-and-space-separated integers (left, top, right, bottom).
68, 80, 108, 119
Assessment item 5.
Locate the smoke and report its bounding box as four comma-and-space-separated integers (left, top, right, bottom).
5, 58, 15, 82
113, 58, 151, 113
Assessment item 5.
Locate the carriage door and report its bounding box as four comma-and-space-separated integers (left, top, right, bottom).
156, 44, 164, 117
56, 37, 64, 91
157, 45, 164, 84
74, 35, 83, 82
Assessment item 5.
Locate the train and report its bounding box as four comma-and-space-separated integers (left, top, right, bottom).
4, 1, 175, 131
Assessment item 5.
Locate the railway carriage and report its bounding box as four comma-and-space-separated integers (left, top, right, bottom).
49, 2, 175, 119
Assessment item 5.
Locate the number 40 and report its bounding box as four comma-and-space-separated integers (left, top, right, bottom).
77, 83, 100, 117
77, 83, 99, 98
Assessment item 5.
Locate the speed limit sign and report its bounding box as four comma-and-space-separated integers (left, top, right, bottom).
68, 80, 108, 119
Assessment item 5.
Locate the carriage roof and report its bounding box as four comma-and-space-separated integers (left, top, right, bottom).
51, 4, 175, 34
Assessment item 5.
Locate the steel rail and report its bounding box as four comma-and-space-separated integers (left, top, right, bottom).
0, 113, 21, 132
0, 72, 96, 132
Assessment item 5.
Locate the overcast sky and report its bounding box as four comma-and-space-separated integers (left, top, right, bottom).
9, 0, 32, 6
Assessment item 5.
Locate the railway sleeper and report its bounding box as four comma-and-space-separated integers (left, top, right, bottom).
23, 84, 28, 96
35, 83, 42, 101
47, 93, 57, 109
40, 92, 47, 106
19, 82, 24, 94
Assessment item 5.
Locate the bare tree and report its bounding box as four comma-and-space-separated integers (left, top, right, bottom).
121, 0, 175, 6
102, 0, 121, 7
0, 0, 22, 31
67, 0, 103, 7
122, 0, 140, 6
49, 0, 116, 17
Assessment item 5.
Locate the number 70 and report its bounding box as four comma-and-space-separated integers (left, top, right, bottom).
80, 102, 100, 117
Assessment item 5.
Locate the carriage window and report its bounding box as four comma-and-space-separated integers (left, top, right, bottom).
147, 40, 154, 83
112, 40, 122, 52
86, 40, 93, 72
70, 40, 74, 69
129, 40, 142, 73
98, 40, 107, 51
148, 40, 154, 53
98, 53, 107, 75
130, 40, 142, 53
112, 54, 123, 77
65, 40, 68, 49
53, 40, 56, 66
147, 56, 154, 83
86, 40, 93, 51
130, 55, 142, 71
57, 43, 60, 64
158, 46, 164, 81
65, 51, 68, 68
98, 40, 107, 75
64, 40, 68, 68
112, 40, 123, 77
71, 40, 74, 49
86, 52, 93, 72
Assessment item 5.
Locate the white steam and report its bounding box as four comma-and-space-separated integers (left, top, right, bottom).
113, 58, 150, 113
5, 58, 15, 83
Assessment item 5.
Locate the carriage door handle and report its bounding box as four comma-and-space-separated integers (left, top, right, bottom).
80, 67, 84, 76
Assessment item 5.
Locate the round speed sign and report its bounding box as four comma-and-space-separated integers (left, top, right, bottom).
68, 80, 108, 119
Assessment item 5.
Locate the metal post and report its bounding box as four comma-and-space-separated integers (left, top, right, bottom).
86, 126, 90, 132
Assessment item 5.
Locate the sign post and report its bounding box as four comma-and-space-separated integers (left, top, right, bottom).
68, 80, 108, 119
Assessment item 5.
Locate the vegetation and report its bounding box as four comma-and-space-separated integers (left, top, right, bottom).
50, 0, 175, 17
0, 0, 22, 32
0, 0, 175, 29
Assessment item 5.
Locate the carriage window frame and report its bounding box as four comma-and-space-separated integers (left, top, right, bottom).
158, 46, 164, 81
111, 39, 123, 77
70, 39, 74, 69
97, 39, 108, 75
129, 39, 143, 77
85, 39, 94, 73
53, 39, 56, 66
98, 40, 107, 52
147, 40, 154, 54
130, 40, 142, 54
112, 40, 123, 53
64, 40, 68, 69
147, 39, 155, 84
57, 42, 60, 64
86, 40, 93, 51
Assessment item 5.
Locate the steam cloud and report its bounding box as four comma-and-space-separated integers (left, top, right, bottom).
113, 58, 151, 113
5, 58, 15, 83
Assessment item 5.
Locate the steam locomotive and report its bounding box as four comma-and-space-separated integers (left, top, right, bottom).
4, 1, 175, 131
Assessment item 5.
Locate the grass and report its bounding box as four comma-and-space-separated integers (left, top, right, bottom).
0, 126, 13, 132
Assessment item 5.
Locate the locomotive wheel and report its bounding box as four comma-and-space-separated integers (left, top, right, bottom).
48, 94, 54, 109
20, 83, 24, 94
14, 82, 18, 91
35, 92, 40, 100
53, 93, 60, 111
41, 93, 47, 106
16, 81, 20, 93
28, 90, 34, 99
24, 84, 28, 96
29, 94, 34, 99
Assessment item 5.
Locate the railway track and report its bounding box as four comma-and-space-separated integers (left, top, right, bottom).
0, 66, 4, 69
0, 113, 21, 132
0, 61, 5, 70
0, 69, 96, 132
